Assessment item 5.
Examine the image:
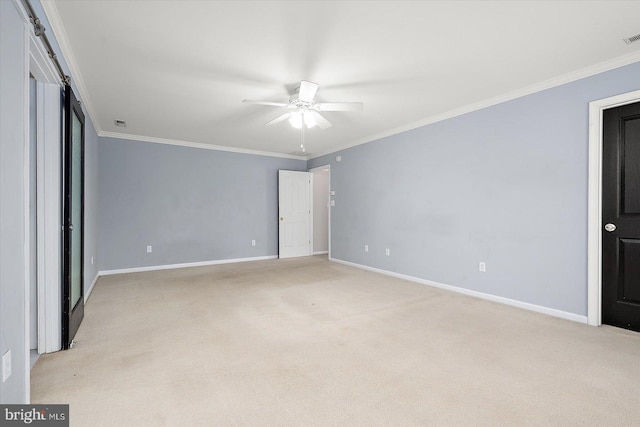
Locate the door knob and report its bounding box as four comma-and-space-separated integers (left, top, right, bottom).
68, 224, 74, 231
280, 217, 284, 221
604, 223, 616, 232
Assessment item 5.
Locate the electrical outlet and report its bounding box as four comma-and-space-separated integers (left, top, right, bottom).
146, 246, 152, 253
479, 262, 486, 272
364, 244, 369, 252
2, 350, 11, 383
385, 248, 390, 256
330, 200, 335, 206
252, 240, 256, 247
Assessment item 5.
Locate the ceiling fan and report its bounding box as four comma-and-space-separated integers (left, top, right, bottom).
242, 80, 363, 130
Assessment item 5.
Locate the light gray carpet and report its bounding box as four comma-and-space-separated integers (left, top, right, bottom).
31, 256, 640, 426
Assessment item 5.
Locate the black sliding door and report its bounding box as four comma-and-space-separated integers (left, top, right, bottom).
62, 84, 85, 348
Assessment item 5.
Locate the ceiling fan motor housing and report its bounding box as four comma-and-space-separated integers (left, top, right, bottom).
288, 93, 314, 110
243, 80, 360, 129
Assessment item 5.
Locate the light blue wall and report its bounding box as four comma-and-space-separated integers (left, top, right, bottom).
97, 138, 306, 271
0, 3, 634, 407
84, 118, 99, 290
0, 0, 29, 403
309, 60, 640, 317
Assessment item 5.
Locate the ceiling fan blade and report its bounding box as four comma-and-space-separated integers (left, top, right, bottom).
309, 111, 332, 130
266, 112, 292, 126
315, 102, 364, 112
243, 99, 290, 108
298, 81, 319, 103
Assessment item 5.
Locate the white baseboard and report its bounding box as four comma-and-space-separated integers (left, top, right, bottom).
85, 273, 100, 303
313, 251, 329, 255
329, 257, 588, 324
98, 255, 278, 276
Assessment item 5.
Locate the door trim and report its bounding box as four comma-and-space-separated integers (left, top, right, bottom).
36, 82, 62, 354
23, 7, 65, 402
587, 89, 640, 326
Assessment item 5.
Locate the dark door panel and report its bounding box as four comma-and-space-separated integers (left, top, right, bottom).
62, 84, 85, 348
602, 102, 640, 332
620, 239, 640, 304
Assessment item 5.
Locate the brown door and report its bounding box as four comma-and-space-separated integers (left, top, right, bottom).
602, 101, 640, 332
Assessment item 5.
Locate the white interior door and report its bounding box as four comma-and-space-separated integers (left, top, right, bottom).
279, 170, 312, 258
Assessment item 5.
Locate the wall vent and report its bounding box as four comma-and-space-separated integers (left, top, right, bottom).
623, 33, 640, 44
114, 119, 127, 127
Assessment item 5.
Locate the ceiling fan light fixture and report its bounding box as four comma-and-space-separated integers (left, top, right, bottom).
288, 111, 316, 129
304, 112, 316, 129
246, 80, 360, 133
289, 112, 302, 129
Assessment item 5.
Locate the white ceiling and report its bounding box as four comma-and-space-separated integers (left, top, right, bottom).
43, 1, 640, 159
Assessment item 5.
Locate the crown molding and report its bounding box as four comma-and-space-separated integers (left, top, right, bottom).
98, 130, 308, 160
39, 0, 101, 131
36, 1, 307, 162
35, 1, 640, 161
309, 51, 640, 159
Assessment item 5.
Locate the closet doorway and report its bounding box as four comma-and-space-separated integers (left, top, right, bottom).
310, 166, 330, 257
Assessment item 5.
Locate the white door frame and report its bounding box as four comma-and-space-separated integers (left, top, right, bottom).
34, 82, 62, 354
308, 165, 331, 259
23, 6, 63, 400
587, 89, 640, 326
